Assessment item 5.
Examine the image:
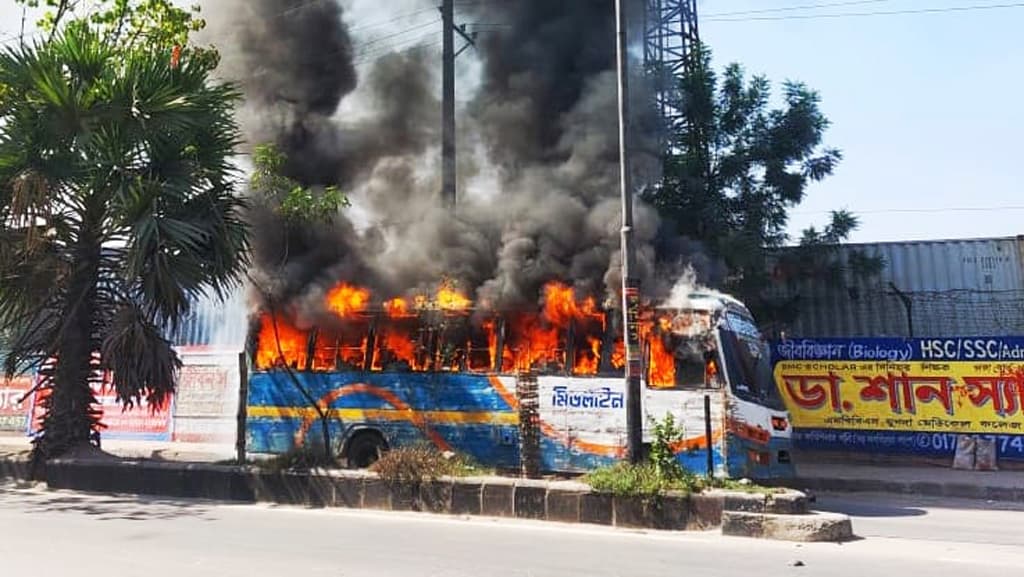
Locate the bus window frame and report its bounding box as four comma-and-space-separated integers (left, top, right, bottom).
642, 312, 727, 392
309, 314, 375, 372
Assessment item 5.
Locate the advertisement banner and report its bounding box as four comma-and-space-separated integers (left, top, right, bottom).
0, 376, 34, 432
29, 379, 173, 441
772, 338, 1024, 460
775, 359, 1024, 434
773, 337, 1024, 363
94, 388, 173, 440
171, 351, 240, 443
174, 364, 233, 417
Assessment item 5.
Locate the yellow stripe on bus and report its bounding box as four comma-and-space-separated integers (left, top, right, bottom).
247, 406, 518, 425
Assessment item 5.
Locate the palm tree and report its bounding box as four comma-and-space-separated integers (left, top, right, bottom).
0, 27, 249, 461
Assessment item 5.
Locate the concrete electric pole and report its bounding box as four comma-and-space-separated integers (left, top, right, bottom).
440, 0, 475, 209
441, 0, 456, 208
615, 0, 643, 464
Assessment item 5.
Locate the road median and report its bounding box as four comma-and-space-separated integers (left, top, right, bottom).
1, 453, 848, 541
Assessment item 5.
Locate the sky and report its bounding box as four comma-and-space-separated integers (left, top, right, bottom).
699, 0, 1022, 243
0, 0, 1019, 245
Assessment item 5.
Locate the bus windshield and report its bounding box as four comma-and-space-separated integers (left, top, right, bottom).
717, 311, 785, 411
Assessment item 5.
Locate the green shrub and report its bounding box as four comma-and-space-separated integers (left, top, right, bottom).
371, 445, 490, 485
584, 410, 781, 498
649, 412, 686, 481
584, 414, 710, 499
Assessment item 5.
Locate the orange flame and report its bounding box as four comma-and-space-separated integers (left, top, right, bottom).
505, 313, 563, 373
256, 314, 309, 370
573, 336, 601, 375
255, 279, 690, 380
373, 329, 424, 371
469, 319, 498, 372
543, 282, 579, 325
326, 283, 370, 318
610, 339, 625, 370
647, 316, 676, 389
497, 282, 608, 375
437, 283, 472, 312
311, 330, 367, 371
384, 298, 412, 318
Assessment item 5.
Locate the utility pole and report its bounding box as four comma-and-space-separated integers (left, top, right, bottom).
440, 0, 475, 208
616, 0, 643, 464
441, 0, 457, 208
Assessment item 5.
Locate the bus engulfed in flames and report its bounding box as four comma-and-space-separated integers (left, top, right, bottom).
253, 280, 680, 386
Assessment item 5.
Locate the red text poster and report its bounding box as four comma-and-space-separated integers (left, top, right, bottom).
29, 378, 173, 441
0, 376, 34, 432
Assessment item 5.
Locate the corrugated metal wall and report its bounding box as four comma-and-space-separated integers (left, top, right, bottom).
770, 236, 1024, 338
170, 286, 249, 350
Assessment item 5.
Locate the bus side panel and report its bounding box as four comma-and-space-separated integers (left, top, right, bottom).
246, 371, 519, 468
536, 376, 624, 472
535, 377, 727, 474
645, 389, 727, 476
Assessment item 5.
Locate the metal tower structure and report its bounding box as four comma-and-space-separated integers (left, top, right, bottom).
643, 0, 700, 151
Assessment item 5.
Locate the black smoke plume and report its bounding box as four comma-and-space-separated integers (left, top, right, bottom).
204, 0, 719, 320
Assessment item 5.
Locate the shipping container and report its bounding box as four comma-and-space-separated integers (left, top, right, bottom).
765, 236, 1024, 338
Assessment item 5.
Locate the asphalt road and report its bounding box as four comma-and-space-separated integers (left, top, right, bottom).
814, 491, 1024, 546
0, 481, 1021, 577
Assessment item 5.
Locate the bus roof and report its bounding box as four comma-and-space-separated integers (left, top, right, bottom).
656, 291, 751, 316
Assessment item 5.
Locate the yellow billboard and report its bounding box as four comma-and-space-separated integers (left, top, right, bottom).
775, 360, 1024, 434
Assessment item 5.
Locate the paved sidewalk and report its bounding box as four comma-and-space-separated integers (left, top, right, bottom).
790, 462, 1024, 502
0, 434, 235, 463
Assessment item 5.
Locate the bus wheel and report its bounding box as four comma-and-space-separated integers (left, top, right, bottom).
346, 431, 387, 469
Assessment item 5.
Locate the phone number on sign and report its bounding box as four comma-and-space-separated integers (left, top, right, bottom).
793, 428, 1024, 460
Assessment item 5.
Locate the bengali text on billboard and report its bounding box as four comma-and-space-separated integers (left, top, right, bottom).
772, 338, 1024, 437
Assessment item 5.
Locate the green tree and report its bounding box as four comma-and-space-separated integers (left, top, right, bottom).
15, 0, 217, 67
0, 26, 247, 460
248, 143, 348, 462
250, 144, 347, 225
18, 0, 203, 43
646, 46, 870, 320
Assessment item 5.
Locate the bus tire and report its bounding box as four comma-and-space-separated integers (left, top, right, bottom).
346, 431, 388, 469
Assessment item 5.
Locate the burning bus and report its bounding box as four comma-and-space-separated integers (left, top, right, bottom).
245, 281, 794, 480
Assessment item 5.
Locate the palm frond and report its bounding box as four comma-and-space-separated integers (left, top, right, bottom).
101, 304, 180, 410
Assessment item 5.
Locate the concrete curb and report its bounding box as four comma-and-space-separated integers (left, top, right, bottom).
775, 476, 1024, 503
1, 456, 845, 540
721, 510, 854, 542
39, 458, 726, 530
0, 453, 30, 481
707, 489, 810, 515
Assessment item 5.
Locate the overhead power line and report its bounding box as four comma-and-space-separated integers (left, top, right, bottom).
794, 205, 1024, 216
705, 2, 1024, 22
348, 7, 440, 33
354, 32, 441, 63
704, 0, 893, 18
357, 18, 440, 49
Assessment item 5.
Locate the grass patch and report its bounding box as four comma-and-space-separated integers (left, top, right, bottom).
583, 463, 780, 498
584, 462, 707, 498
